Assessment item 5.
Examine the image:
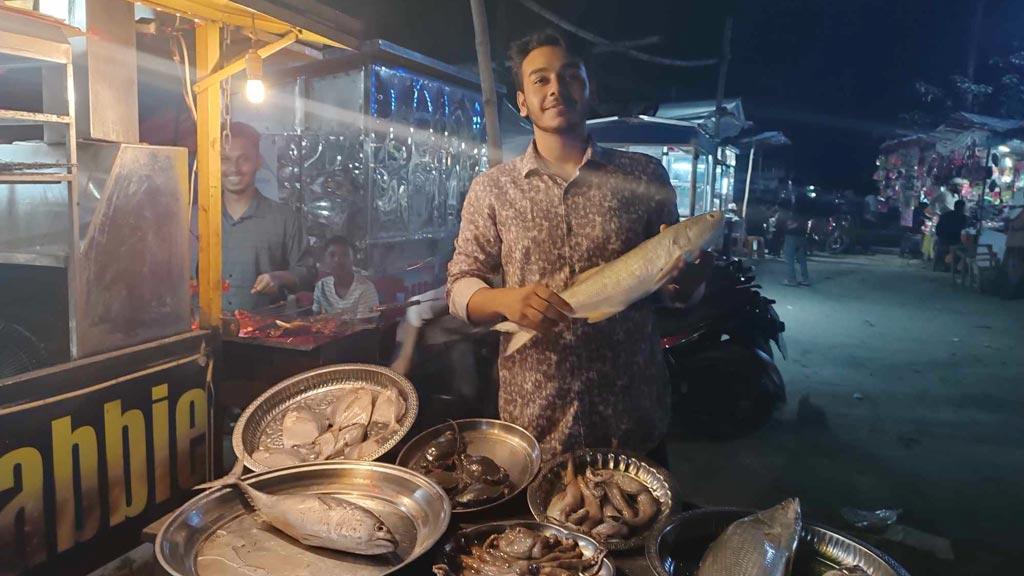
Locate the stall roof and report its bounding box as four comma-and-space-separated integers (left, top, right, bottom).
655, 98, 750, 139
945, 112, 1024, 133
273, 39, 507, 94
737, 130, 791, 147
587, 115, 716, 153
137, 0, 356, 48
879, 133, 933, 152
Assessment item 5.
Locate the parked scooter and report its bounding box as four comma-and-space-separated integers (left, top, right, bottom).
659, 254, 787, 439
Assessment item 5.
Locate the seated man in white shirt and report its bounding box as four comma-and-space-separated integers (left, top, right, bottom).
312, 236, 379, 318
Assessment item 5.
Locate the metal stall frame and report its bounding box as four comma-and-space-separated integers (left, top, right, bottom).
0, 11, 81, 356
133, 0, 355, 330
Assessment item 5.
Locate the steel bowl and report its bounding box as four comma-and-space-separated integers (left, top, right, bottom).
395, 418, 541, 513
435, 520, 615, 576
645, 508, 911, 576
527, 449, 678, 551
233, 364, 419, 472
156, 461, 451, 576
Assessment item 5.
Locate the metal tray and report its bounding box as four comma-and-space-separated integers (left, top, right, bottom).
156, 461, 451, 576
233, 364, 419, 472
395, 419, 542, 513
527, 449, 678, 552
435, 520, 615, 576
645, 508, 911, 576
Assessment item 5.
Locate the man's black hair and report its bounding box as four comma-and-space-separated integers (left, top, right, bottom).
323, 235, 353, 253
507, 29, 582, 91
228, 121, 261, 148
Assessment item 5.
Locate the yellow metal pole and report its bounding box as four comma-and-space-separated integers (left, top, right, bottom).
196, 22, 222, 329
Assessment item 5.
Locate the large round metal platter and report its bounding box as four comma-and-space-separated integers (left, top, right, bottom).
527, 449, 677, 551
434, 520, 615, 576
156, 461, 451, 576
645, 508, 911, 576
395, 419, 542, 513
233, 364, 419, 472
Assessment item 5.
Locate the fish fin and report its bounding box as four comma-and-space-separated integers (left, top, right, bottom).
503, 330, 536, 355
492, 321, 521, 334
194, 458, 245, 490
585, 308, 620, 323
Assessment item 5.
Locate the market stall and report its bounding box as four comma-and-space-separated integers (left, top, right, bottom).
0, 1, 357, 573
875, 113, 1024, 285
586, 115, 718, 218
0, 6, 214, 575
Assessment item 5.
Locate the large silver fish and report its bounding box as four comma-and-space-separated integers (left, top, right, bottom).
494, 212, 724, 355
696, 498, 802, 576
196, 461, 398, 555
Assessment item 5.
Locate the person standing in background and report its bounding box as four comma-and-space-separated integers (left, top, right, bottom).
781, 195, 812, 286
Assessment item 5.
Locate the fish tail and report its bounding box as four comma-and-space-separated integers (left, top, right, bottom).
194, 458, 245, 491
503, 330, 535, 356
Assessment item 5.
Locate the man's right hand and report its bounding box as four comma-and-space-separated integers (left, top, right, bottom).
466, 284, 574, 334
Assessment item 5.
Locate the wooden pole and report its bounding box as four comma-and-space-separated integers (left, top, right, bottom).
689, 149, 699, 217
709, 17, 733, 208
742, 145, 756, 218
470, 0, 502, 167
195, 22, 223, 329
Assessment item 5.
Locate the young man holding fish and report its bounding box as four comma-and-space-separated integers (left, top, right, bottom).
448, 31, 719, 462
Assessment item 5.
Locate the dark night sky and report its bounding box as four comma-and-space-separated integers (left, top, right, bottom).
330, 0, 1024, 191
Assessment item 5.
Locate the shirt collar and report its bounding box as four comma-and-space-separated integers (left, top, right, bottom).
224, 190, 269, 223
519, 137, 610, 178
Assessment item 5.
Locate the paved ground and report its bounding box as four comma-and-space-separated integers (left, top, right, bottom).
666, 253, 1024, 575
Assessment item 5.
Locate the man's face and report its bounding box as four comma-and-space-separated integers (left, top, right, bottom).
222, 138, 261, 195
516, 45, 589, 134
321, 243, 353, 277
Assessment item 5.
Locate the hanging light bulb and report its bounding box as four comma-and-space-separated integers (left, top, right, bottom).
245, 49, 265, 104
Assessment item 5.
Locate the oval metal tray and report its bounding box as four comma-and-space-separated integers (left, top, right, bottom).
156, 461, 451, 576
396, 419, 541, 513
435, 520, 615, 576
233, 364, 419, 472
645, 508, 911, 576
527, 449, 678, 552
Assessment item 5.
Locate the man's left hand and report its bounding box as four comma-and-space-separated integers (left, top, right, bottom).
251, 273, 279, 295
658, 224, 710, 307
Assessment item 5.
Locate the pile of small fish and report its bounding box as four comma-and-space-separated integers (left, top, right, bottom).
695, 498, 801, 576
545, 460, 660, 542
433, 526, 607, 576
197, 462, 398, 556
253, 386, 406, 468
413, 422, 513, 509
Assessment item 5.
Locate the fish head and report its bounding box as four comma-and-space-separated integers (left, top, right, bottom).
363, 520, 400, 554
667, 211, 724, 251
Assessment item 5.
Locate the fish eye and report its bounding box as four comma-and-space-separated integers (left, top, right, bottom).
375, 523, 388, 533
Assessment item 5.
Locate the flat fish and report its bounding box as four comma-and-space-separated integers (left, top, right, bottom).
494, 212, 724, 355
253, 447, 308, 468
329, 388, 374, 430
367, 388, 406, 438
196, 461, 398, 555
281, 406, 327, 447
696, 498, 802, 576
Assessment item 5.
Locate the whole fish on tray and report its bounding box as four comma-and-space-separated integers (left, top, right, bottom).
196, 462, 399, 555
494, 212, 723, 355
696, 498, 802, 576
254, 384, 409, 468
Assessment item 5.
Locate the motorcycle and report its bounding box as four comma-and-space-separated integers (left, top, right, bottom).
808, 215, 853, 255
659, 255, 787, 439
